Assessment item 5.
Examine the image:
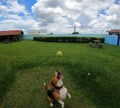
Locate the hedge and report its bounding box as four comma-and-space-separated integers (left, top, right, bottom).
33, 36, 104, 43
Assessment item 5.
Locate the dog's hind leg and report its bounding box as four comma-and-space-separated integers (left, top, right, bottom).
52, 92, 64, 108
58, 100, 64, 108
47, 96, 53, 107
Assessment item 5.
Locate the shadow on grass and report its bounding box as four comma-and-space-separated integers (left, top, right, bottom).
0, 60, 47, 104
1, 59, 120, 108
63, 62, 120, 108
0, 70, 16, 104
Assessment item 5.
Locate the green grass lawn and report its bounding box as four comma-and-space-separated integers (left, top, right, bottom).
0, 41, 120, 108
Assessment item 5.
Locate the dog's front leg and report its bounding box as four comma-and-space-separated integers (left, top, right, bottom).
47, 96, 53, 107
58, 100, 64, 108
67, 92, 71, 99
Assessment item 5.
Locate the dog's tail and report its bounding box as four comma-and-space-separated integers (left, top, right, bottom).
44, 82, 46, 86
44, 82, 48, 89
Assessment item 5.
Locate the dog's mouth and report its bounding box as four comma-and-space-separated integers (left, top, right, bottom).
57, 74, 62, 79
55, 70, 63, 79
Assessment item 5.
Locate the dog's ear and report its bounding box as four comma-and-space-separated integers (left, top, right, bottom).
47, 84, 54, 91
51, 76, 58, 86
55, 71, 57, 76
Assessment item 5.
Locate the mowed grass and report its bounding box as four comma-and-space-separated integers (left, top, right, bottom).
0, 41, 120, 108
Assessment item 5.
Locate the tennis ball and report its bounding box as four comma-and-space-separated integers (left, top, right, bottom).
56, 51, 63, 57
88, 73, 91, 75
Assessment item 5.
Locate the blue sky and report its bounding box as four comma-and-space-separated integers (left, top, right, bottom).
0, 0, 120, 34
18, 0, 36, 13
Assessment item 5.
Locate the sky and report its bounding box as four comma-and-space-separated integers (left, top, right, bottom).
0, 0, 120, 34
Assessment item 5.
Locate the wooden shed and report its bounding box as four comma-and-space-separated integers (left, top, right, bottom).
107, 29, 120, 36
105, 29, 120, 45
0, 30, 24, 42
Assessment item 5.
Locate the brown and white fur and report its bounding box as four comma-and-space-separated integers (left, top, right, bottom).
44, 70, 71, 108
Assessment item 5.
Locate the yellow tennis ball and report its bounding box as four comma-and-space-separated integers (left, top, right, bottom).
56, 51, 63, 57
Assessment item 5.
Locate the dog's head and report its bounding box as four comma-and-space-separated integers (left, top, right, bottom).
47, 70, 63, 91
55, 70, 63, 80
52, 70, 63, 87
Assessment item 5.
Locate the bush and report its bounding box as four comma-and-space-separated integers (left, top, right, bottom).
33, 36, 104, 43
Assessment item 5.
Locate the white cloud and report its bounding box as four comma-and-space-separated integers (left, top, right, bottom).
31, 0, 120, 33
0, 0, 120, 34
7, 0, 27, 14
0, 0, 28, 15
106, 4, 120, 25
0, 0, 39, 33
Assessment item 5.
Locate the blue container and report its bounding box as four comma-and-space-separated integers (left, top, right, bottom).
118, 37, 120, 45
105, 35, 118, 45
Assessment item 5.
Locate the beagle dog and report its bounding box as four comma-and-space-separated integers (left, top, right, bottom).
44, 70, 71, 108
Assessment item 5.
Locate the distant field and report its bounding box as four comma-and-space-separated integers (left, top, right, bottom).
0, 41, 120, 108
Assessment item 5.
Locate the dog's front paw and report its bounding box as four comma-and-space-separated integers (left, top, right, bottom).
50, 103, 53, 107
68, 94, 71, 99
